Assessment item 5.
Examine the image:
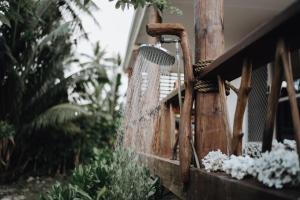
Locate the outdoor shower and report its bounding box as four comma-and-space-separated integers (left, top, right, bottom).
139, 38, 182, 108
125, 23, 193, 183
145, 23, 194, 183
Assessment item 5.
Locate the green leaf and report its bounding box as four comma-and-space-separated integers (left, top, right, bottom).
29, 103, 88, 130
38, 21, 71, 49
0, 13, 11, 28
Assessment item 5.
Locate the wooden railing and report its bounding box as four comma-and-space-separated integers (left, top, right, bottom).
129, 1, 300, 199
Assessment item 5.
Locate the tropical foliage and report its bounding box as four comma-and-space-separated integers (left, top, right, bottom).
0, 0, 121, 181
110, 0, 181, 14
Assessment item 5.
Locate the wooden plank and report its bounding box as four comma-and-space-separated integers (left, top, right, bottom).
140, 153, 300, 200
198, 1, 300, 81
139, 153, 186, 199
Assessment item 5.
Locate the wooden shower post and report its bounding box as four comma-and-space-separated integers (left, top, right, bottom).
147, 5, 162, 43
194, 0, 230, 159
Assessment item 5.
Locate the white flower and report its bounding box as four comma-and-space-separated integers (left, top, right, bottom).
250, 143, 300, 189
223, 155, 254, 180
243, 142, 262, 158
201, 150, 228, 172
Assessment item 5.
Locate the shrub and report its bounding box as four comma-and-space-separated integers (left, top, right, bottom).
41, 148, 158, 200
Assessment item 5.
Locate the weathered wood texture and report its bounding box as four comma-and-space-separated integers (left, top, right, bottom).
160, 103, 172, 158
194, 0, 230, 159
199, 1, 300, 81
147, 22, 194, 183
232, 60, 252, 155
160, 1, 300, 105
140, 153, 300, 200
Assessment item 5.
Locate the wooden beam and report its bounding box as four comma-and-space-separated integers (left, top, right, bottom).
146, 23, 185, 37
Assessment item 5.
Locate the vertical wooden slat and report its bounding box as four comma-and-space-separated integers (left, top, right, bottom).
160, 103, 172, 158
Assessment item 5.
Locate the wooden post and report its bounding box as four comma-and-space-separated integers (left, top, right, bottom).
194, 0, 230, 159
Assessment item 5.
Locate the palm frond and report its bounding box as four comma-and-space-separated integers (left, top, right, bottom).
38, 21, 72, 49
67, 0, 100, 28
30, 103, 88, 130
56, 122, 82, 134
0, 12, 11, 28
24, 66, 108, 114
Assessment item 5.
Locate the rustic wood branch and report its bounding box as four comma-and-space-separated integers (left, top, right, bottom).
226, 81, 239, 95
218, 76, 232, 154
262, 41, 284, 152
147, 22, 194, 183
279, 40, 300, 163
232, 59, 252, 155
146, 23, 185, 38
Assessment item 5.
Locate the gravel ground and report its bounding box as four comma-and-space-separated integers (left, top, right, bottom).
0, 176, 66, 200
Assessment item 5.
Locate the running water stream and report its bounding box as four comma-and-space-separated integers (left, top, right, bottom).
124, 50, 172, 153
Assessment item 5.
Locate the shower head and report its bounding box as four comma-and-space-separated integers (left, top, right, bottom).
139, 44, 175, 66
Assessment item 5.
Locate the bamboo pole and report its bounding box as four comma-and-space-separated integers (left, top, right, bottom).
194, 0, 230, 159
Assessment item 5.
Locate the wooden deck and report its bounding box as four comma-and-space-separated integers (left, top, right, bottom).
132, 1, 300, 199
157, 1, 299, 199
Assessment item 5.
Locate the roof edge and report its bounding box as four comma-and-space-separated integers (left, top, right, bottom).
122, 7, 146, 72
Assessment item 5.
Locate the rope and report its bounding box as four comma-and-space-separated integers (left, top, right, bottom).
193, 60, 230, 95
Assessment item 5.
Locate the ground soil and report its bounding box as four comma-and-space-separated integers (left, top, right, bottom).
0, 176, 66, 200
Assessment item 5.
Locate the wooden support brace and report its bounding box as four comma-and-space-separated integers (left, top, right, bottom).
262, 40, 284, 152
226, 81, 239, 95
280, 41, 300, 162
218, 76, 232, 154
232, 59, 252, 155
262, 39, 300, 163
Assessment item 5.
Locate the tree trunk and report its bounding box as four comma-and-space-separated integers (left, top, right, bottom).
194, 0, 230, 159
